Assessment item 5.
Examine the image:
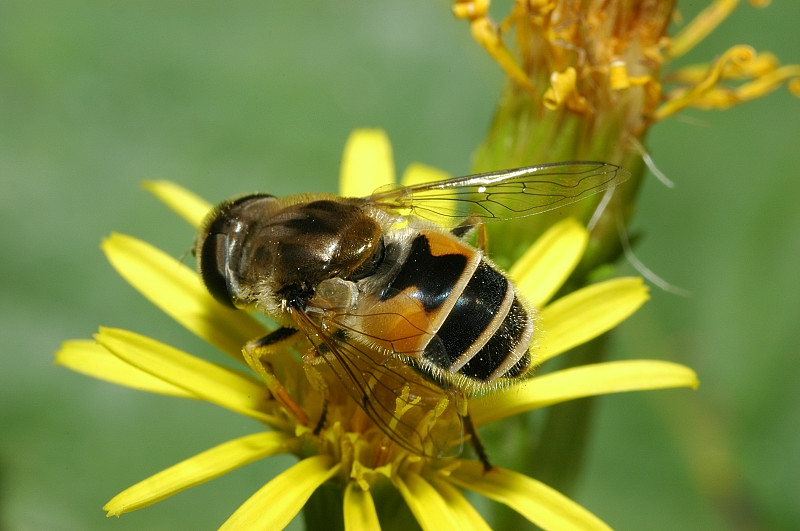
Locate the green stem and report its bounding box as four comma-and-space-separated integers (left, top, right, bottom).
473, 79, 648, 528
530, 335, 609, 492
487, 335, 610, 529
303, 483, 345, 531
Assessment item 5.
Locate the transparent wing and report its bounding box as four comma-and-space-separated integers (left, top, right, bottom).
290, 303, 464, 458
365, 161, 629, 226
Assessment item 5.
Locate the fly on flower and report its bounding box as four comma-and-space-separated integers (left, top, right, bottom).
195, 162, 628, 468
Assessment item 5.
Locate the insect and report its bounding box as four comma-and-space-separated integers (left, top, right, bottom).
195, 161, 627, 468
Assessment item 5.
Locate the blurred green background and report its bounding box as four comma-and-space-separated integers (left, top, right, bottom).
2, 1, 799, 529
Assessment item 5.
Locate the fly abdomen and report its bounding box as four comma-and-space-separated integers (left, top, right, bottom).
457, 294, 532, 382
431, 260, 533, 385
378, 229, 533, 388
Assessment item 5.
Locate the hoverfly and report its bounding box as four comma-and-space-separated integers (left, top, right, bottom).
196, 162, 627, 468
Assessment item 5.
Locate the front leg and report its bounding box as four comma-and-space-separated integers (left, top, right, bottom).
243, 327, 310, 427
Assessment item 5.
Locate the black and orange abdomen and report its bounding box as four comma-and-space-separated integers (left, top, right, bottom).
370, 229, 533, 389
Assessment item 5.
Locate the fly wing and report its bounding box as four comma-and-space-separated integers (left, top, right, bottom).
291, 303, 464, 458
365, 161, 628, 226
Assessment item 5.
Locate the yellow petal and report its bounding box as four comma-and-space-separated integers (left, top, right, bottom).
95, 327, 279, 425
471, 360, 699, 426
448, 460, 611, 531
220, 455, 339, 530
392, 472, 463, 530
104, 431, 292, 516
56, 339, 193, 398
429, 476, 492, 531
339, 129, 395, 197
142, 180, 213, 229
102, 233, 268, 360
343, 482, 380, 531
537, 277, 649, 363
509, 218, 588, 308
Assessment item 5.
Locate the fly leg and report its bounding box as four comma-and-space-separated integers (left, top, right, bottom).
243, 327, 310, 427
313, 399, 329, 435
463, 410, 493, 472
452, 216, 489, 252
454, 390, 493, 471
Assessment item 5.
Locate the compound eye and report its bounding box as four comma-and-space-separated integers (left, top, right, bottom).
199, 231, 237, 308
196, 193, 275, 308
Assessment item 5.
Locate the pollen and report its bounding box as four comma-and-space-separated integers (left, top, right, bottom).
451, 0, 799, 128
543, 67, 590, 113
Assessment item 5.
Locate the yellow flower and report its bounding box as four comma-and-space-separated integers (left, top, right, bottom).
56, 130, 697, 529
453, 0, 798, 131
451, 0, 800, 264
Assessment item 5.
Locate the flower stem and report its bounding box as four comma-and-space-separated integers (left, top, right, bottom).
530, 335, 609, 493
303, 483, 345, 531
